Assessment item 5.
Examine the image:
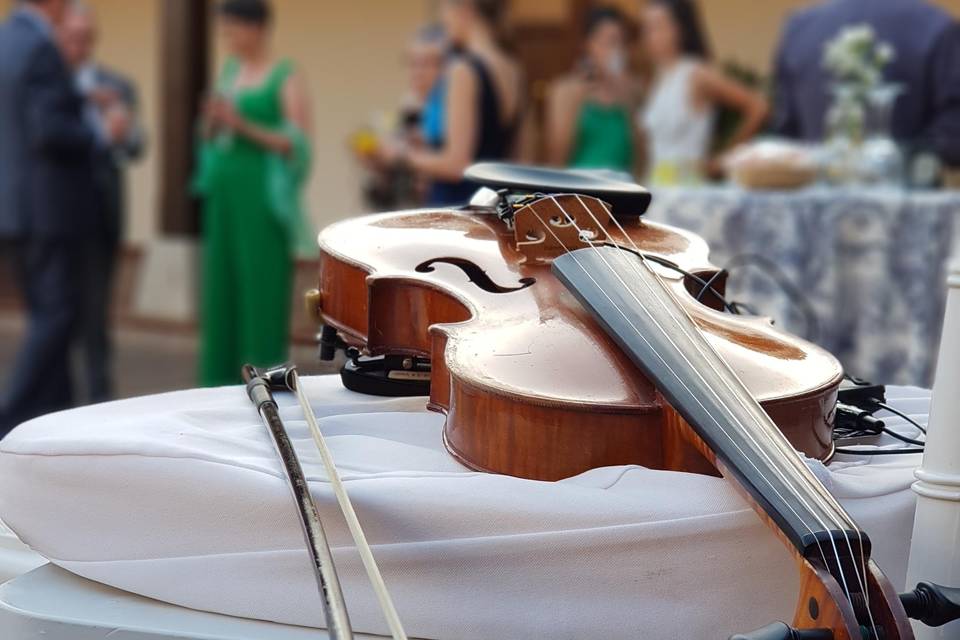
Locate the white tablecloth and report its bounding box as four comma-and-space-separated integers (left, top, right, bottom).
0, 377, 928, 640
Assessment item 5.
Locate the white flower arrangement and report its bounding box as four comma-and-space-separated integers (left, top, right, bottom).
822, 25, 896, 144
823, 25, 895, 90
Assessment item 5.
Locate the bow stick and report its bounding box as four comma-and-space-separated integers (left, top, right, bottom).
259, 364, 408, 640
242, 364, 354, 640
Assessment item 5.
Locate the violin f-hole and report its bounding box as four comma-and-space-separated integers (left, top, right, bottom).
416, 258, 535, 294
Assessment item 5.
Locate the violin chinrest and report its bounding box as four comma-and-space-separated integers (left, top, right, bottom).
464, 162, 652, 217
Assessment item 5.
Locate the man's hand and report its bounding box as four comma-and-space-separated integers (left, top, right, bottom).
103, 104, 132, 144
90, 86, 120, 111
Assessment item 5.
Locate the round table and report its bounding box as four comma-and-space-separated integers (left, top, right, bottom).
647, 186, 959, 386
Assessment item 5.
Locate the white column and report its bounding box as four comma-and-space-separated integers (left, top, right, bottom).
905, 258, 960, 639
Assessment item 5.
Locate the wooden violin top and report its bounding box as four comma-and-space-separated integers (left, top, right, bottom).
319, 208, 842, 410
317, 207, 842, 481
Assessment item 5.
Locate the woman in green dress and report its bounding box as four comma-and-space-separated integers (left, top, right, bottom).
195, 0, 313, 386
546, 7, 641, 174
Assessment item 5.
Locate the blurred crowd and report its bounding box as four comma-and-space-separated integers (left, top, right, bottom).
2, 0, 960, 436
355, 0, 960, 207
0, 0, 143, 435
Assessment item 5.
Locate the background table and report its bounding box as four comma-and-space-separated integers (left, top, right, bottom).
648, 186, 960, 386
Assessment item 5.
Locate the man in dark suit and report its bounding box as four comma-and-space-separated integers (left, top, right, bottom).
0, 0, 124, 436
61, 3, 144, 404
772, 0, 960, 166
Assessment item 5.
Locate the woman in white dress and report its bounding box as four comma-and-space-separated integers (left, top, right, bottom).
640, 0, 769, 184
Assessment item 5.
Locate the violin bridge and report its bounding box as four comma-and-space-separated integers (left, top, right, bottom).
512, 194, 614, 264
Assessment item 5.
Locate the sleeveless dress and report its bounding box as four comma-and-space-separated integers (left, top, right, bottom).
569, 99, 634, 173
194, 58, 295, 386
641, 58, 715, 184
420, 81, 445, 149
426, 53, 518, 206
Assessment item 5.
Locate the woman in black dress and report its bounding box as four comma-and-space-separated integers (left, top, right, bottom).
377, 0, 525, 205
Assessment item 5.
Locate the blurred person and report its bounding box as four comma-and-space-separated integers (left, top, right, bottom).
772, 0, 960, 166
404, 23, 447, 141
639, 0, 769, 184
194, 0, 313, 386
0, 0, 123, 436
375, 0, 525, 206
61, 2, 145, 404
417, 25, 449, 166
354, 24, 446, 209
546, 7, 641, 174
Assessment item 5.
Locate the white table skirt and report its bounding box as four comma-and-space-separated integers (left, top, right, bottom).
0, 376, 929, 640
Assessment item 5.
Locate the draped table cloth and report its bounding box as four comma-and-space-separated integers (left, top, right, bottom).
647, 186, 959, 386
0, 376, 929, 640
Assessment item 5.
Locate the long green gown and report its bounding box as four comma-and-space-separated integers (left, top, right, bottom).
195, 59, 297, 386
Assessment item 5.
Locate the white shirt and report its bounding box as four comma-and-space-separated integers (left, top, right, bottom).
75, 63, 108, 147
641, 58, 716, 179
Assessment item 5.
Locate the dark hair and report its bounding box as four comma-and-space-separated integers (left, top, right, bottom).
471, 0, 506, 28
649, 0, 711, 59
218, 0, 272, 26
584, 6, 627, 39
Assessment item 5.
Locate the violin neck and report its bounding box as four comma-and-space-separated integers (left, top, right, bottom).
553, 245, 865, 561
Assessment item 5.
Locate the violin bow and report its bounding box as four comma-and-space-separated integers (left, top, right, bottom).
255, 364, 409, 640
242, 365, 354, 640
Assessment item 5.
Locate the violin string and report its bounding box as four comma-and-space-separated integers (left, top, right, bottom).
581, 197, 878, 634
563, 202, 880, 639
527, 205, 847, 604
554, 198, 846, 531
580, 206, 860, 512
538, 199, 856, 606
565, 195, 878, 635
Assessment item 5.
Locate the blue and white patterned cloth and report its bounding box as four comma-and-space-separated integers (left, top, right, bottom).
648, 186, 959, 386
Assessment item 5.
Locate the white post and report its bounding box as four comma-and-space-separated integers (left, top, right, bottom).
905, 258, 960, 639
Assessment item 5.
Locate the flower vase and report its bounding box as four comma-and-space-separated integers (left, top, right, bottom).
823, 83, 866, 184
859, 84, 904, 185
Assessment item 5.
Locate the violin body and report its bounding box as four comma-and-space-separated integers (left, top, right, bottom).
313, 168, 936, 637
315, 201, 843, 482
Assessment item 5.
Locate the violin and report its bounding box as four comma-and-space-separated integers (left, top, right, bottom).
314, 164, 841, 481
310, 164, 958, 639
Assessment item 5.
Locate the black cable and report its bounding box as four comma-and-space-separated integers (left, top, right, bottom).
601, 243, 743, 315
835, 447, 925, 456
724, 253, 821, 342
729, 301, 760, 316
874, 401, 927, 434
880, 428, 926, 447
644, 255, 735, 312
695, 269, 726, 303
834, 397, 927, 450
600, 244, 926, 458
